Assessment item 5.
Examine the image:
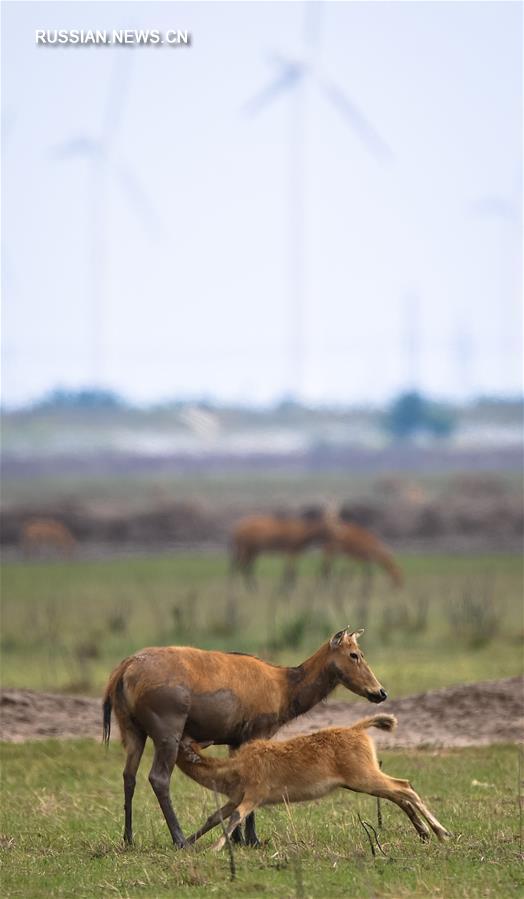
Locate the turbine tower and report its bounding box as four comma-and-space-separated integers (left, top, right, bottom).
470, 182, 522, 394
242, 2, 393, 398
403, 292, 421, 392
51, 53, 162, 387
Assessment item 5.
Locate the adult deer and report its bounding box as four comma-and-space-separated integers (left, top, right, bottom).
230, 507, 331, 590
21, 518, 76, 558
103, 628, 386, 848
321, 520, 403, 590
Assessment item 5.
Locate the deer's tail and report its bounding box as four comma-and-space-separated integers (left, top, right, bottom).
102, 656, 135, 746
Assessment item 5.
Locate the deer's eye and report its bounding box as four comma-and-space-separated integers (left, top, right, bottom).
350, 652, 359, 661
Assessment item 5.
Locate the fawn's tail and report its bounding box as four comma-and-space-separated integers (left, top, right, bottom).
352, 714, 397, 732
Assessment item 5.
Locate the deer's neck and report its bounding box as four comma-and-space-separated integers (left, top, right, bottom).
284, 644, 337, 720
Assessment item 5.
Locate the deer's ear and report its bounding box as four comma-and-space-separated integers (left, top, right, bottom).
330, 629, 347, 649
350, 628, 365, 640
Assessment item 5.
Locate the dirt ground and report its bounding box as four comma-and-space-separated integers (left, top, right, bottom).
1, 676, 522, 747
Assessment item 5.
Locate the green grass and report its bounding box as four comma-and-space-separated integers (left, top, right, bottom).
1, 552, 522, 697
1, 740, 522, 898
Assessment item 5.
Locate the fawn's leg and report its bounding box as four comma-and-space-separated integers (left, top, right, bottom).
394, 779, 451, 840
357, 772, 450, 841
212, 800, 257, 852
228, 747, 260, 847
187, 800, 239, 844
393, 798, 432, 841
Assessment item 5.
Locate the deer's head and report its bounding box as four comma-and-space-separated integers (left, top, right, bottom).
328, 627, 387, 703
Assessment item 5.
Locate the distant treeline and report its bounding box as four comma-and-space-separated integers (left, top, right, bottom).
4, 387, 524, 430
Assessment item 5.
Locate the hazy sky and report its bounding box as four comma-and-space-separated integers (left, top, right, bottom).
2, 0, 522, 407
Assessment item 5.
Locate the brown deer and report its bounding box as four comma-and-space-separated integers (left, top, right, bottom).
21, 518, 76, 557
321, 520, 403, 589
177, 715, 450, 850
102, 628, 386, 849
230, 507, 331, 590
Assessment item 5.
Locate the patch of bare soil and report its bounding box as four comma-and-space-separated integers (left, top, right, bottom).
278, 676, 524, 748
1, 676, 522, 747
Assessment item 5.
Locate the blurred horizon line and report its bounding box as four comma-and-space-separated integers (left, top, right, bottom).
2, 385, 523, 416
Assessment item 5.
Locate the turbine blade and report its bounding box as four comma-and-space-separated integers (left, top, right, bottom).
320, 79, 393, 163
241, 66, 301, 117
49, 137, 101, 159
114, 160, 163, 239
266, 51, 300, 70
101, 53, 134, 146
470, 196, 514, 220
304, 0, 324, 52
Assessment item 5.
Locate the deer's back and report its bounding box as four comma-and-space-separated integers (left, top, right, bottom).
233, 515, 314, 551
22, 519, 74, 543
236, 727, 377, 801
118, 646, 289, 745
235, 729, 364, 804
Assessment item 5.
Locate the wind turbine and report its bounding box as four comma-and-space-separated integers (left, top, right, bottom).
242, 2, 393, 398
51, 52, 163, 387
470, 178, 522, 393
402, 292, 422, 392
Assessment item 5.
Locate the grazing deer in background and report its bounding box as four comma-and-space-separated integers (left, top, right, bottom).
230, 507, 331, 590
21, 518, 76, 558
321, 519, 403, 590
177, 715, 450, 850
102, 627, 387, 849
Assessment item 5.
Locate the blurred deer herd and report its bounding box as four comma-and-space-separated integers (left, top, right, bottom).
21, 507, 403, 596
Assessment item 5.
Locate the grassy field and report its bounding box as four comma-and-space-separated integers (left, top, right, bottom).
2, 551, 522, 897
1, 552, 522, 696
1, 739, 522, 898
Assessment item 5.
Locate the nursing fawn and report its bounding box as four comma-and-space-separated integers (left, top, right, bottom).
177, 715, 450, 850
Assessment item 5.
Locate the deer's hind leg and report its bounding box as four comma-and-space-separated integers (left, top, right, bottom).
240, 551, 257, 592
244, 811, 261, 847
122, 723, 147, 845
280, 551, 299, 594
135, 689, 190, 849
